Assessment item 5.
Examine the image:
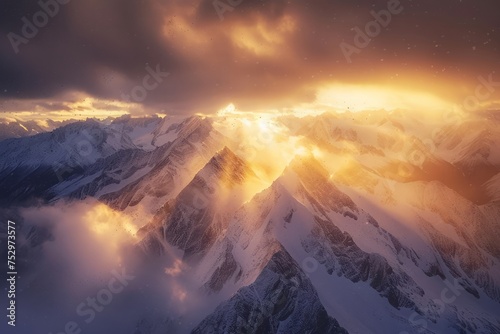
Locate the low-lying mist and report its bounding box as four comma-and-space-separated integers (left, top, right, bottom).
0, 200, 219, 334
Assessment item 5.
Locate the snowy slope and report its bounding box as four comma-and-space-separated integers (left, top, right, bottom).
1, 110, 499, 334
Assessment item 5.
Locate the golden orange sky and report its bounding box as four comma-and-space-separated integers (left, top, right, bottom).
1, 0, 499, 120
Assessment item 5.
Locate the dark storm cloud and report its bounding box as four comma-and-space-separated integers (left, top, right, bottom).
0, 0, 180, 98
0, 0, 499, 115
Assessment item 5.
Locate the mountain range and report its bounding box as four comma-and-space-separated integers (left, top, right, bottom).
0, 110, 499, 333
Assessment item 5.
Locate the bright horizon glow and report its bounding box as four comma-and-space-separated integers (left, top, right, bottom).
315, 84, 454, 113
1, 81, 488, 123
213, 82, 460, 120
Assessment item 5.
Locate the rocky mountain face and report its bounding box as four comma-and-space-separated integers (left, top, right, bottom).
0, 116, 225, 210
192, 249, 348, 334
0, 118, 73, 141
1, 110, 499, 334
140, 146, 262, 259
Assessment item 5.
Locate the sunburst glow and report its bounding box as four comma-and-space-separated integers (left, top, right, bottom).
315, 84, 454, 112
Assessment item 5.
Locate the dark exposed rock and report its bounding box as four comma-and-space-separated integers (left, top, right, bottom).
192, 249, 348, 334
